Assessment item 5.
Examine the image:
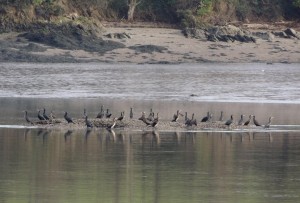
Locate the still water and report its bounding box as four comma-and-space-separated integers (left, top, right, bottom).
0, 63, 300, 102
1, 62, 300, 202
1, 128, 300, 203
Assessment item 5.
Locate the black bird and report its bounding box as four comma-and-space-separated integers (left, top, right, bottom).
264, 116, 274, 129
96, 105, 104, 119
117, 111, 125, 121
106, 109, 112, 118
64, 112, 75, 124
238, 115, 245, 125
85, 116, 93, 128
24, 111, 33, 124
130, 107, 133, 119
225, 115, 234, 126
139, 112, 151, 125
185, 112, 188, 122
83, 108, 87, 118
43, 108, 49, 120
172, 110, 182, 122
219, 111, 224, 121
37, 110, 46, 121
138, 112, 146, 121
149, 113, 159, 127
147, 108, 154, 122
107, 118, 117, 129
186, 113, 197, 126
244, 115, 253, 126
191, 113, 197, 126
253, 116, 262, 126
201, 112, 210, 122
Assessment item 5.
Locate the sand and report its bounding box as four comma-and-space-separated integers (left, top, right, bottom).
0, 23, 299, 63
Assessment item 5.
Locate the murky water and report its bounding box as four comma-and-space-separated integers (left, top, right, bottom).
1, 128, 300, 203
1, 62, 300, 202
0, 63, 300, 102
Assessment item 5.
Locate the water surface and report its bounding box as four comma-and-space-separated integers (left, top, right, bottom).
0, 128, 300, 203
1, 63, 300, 102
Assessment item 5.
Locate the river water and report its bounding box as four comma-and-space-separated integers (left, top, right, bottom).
1, 63, 300, 202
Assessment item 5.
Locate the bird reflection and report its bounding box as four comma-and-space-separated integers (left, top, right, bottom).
268, 132, 273, 142
85, 128, 92, 141
173, 131, 181, 144
64, 130, 73, 142
106, 129, 116, 143
23, 128, 30, 141
141, 130, 160, 145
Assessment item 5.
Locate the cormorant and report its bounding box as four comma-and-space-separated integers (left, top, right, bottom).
37, 110, 46, 121
149, 113, 159, 127
172, 110, 181, 122
117, 111, 125, 121
24, 111, 33, 124
139, 112, 151, 125
83, 108, 87, 118
147, 108, 154, 122
64, 112, 75, 124
264, 117, 274, 129
130, 107, 133, 119
85, 116, 93, 128
219, 111, 224, 121
186, 113, 197, 126
244, 115, 253, 126
238, 115, 245, 125
106, 109, 112, 118
225, 115, 234, 126
191, 113, 197, 126
43, 108, 49, 120
107, 118, 117, 129
185, 112, 188, 122
253, 116, 262, 126
201, 112, 210, 122
96, 105, 104, 119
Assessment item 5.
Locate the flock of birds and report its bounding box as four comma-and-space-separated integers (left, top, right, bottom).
24, 106, 274, 130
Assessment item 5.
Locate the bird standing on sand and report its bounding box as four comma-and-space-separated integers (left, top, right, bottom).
24, 111, 33, 124
37, 110, 46, 121
139, 112, 151, 125
147, 108, 154, 122
201, 112, 210, 122
96, 105, 104, 119
253, 115, 261, 126
264, 116, 274, 128
244, 115, 253, 126
106, 109, 112, 118
83, 108, 87, 118
43, 108, 49, 120
225, 115, 234, 126
238, 115, 245, 125
172, 110, 182, 122
64, 112, 75, 124
149, 113, 159, 127
130, 108, 133, 119
117, 111, 125, 121
85, 116, 93, 128
219, 111, 224, 121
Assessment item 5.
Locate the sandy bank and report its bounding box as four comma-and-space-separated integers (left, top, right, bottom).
0, 23, 299, 63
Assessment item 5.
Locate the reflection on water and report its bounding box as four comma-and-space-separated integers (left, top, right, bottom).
1, 128, 300, 203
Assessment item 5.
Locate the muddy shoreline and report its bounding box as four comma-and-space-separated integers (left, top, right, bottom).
0, 22, 299, 63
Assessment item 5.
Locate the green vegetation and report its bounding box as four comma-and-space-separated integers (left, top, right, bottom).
0, 0, 299, 28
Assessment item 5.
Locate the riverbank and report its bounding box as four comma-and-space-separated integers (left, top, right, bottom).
0, 22, 299, 63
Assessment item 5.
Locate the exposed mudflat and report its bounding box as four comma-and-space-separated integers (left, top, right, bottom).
0, 22, 299, 63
